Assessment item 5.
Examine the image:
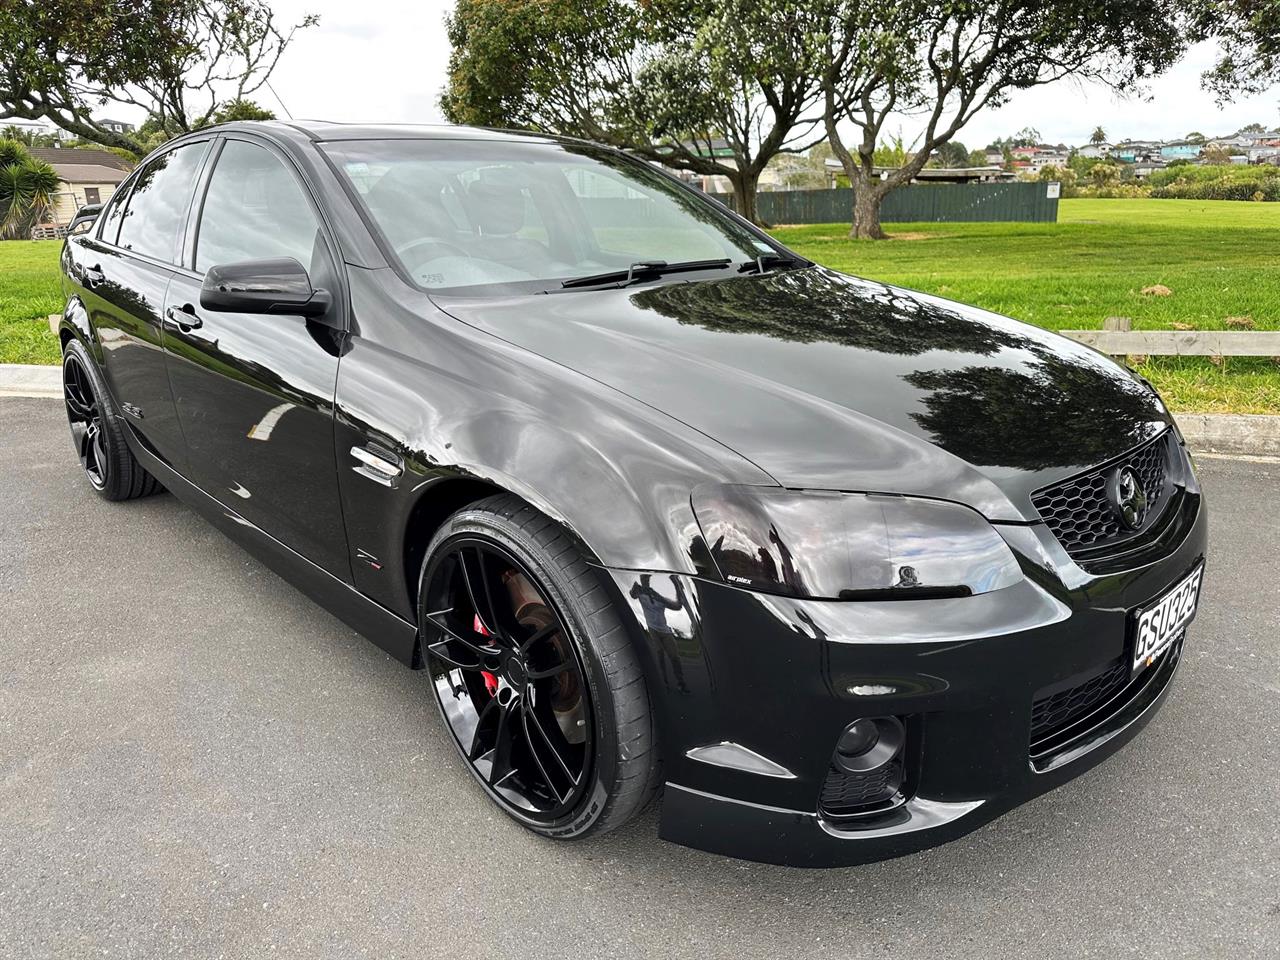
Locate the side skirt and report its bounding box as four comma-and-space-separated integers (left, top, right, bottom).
123, 423, 420, 667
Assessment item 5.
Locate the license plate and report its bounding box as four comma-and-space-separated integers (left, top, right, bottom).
1132, 563, 1204, 677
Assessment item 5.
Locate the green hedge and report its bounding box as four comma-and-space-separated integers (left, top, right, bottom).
1146, 164, 1264, 188
1151, 177, 1280, 201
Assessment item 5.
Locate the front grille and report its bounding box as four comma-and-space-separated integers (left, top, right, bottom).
1030, 660, 1129, 745
1031, 431, 1172, 560
819, 759, 902, 818
1029, 637, 1182, 762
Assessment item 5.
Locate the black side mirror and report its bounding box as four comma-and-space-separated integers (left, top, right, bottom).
200, 257, 332, 318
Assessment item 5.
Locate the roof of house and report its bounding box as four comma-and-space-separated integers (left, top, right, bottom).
48, 162, 129, 185
28, 147, 133, 171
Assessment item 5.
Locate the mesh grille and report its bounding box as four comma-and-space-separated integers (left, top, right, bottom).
1030, 638, 1181, 757
1031, 432, 1171, 558
819, 759, 902, 817
1030, 660, 1129, 747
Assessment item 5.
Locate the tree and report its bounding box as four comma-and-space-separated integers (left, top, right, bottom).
1198, 0, 1280, 99
442, 0, 825, 223
968, 147, 989, 167
1201, 143, 1232, 164
816, 0, 1190, 239
932, 140, 971, 167
1239, 122, 1267, 134
1185, 131, 1206, 142
210, 98, 276, 124
1089, 161, 1121, 187
0, 0, 315, 157
1090, 126, 1108, 145
0, 138, 60, 239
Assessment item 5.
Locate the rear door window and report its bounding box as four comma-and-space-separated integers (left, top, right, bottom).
116, 141, 209, 263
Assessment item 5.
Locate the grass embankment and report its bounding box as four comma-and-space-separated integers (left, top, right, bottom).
2, 200, 1277, 411
0, 240, 62, 365
770, 199, 1280, 413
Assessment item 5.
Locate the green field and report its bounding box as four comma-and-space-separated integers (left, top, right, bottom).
770, 199, 1280, 414
2, 198, 1278, 411
0, 240, 63, 365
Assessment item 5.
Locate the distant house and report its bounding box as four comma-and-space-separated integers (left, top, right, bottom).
1077, 142, 1111, 159
29, 147, 133, 225
97, 118, 137, 136
1160, 140, 1203, 161
1112, 140, 1160, 162
1133, 159, 1169, 179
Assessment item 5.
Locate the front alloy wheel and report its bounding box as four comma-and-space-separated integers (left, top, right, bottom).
419, 496, 659, 838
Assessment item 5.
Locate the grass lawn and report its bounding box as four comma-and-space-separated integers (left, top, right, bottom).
0, 240, 62, 365
770, 199, 1280, 414
2, 199, 1278, 411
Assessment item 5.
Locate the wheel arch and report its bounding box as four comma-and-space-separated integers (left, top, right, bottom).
58, 296, 97, 357
400, 472, 608, 623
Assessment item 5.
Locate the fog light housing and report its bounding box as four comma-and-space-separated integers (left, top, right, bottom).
822, 716, 907, 819
833, 716, 904, 773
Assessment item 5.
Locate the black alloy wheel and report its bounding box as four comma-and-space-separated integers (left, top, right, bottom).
419, 496, 660, 838
61, 338, 162, 501
423, 538, 595, 821
63, 350, 108, 490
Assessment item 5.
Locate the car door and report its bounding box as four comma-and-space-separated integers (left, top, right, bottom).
162, 135, 351, 580
66, 139, 212, 475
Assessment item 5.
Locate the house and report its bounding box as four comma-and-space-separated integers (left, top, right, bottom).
1111, 140, 1159, 162
1160, 140, 1204, 161
29, 147, 133, 225
1078, 142, 1111, 159
97, 118, 137, 136
1133, 159, 1170, 179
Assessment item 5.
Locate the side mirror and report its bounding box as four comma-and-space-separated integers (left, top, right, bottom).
200, 257, 332, 318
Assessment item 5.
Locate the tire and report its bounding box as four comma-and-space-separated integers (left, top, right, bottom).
62, 338, 163, 502
418, 494, 660, 839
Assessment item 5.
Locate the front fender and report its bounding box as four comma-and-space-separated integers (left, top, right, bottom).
333, 270, 774, 622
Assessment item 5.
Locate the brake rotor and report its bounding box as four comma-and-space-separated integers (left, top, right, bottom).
503, 569, 586, 744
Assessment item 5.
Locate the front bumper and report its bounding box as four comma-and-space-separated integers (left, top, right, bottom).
605, 490, 1207, 867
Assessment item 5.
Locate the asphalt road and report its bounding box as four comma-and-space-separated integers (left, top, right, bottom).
1, 396, 1277, 960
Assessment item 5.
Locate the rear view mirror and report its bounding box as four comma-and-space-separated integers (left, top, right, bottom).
200, 257, 331, 317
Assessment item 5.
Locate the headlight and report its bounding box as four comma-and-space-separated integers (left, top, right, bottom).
691, 485, 1022, 600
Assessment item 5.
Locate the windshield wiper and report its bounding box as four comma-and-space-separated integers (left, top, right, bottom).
738, 252, 805, 274
559, 258, 732, 290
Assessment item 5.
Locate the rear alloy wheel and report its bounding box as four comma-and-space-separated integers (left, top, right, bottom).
419, 495, 659, 838
62, 338, 162, 501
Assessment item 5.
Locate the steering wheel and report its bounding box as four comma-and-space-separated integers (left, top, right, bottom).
395, 237, 471, 270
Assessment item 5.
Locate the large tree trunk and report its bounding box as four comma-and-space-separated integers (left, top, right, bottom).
849, 172, 888, 239
727, 168, 765, 226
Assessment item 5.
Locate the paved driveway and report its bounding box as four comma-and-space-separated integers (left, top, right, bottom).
1, 397, 1277, 959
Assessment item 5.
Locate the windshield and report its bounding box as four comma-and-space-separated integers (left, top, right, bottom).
322, 138, 773, 295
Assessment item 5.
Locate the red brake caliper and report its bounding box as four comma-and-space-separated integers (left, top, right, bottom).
476, 614, 499, 697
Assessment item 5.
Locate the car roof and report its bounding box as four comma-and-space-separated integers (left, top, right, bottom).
210, 119, 565, 145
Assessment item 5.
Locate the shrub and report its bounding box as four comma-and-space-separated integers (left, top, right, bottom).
1070, 182, 1152, 199
1151, 177, 1280, 201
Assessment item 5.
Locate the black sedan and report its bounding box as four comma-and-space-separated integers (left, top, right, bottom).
57, 121, 1207, 867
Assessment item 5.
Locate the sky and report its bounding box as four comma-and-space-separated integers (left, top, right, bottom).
115, 0, 1280, 149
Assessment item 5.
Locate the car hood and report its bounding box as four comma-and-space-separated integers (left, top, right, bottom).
433, 267, 1171, 521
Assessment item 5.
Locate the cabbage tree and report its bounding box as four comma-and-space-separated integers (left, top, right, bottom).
0, 138, 60, 240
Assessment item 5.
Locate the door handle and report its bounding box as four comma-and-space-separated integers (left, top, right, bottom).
83, 264, 105, 288
164, 304, 203, 332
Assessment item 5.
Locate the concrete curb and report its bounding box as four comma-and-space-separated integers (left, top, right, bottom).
1174, 413, 1280, 459
0, 363, 60, 399
2, 362, 1279, 459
